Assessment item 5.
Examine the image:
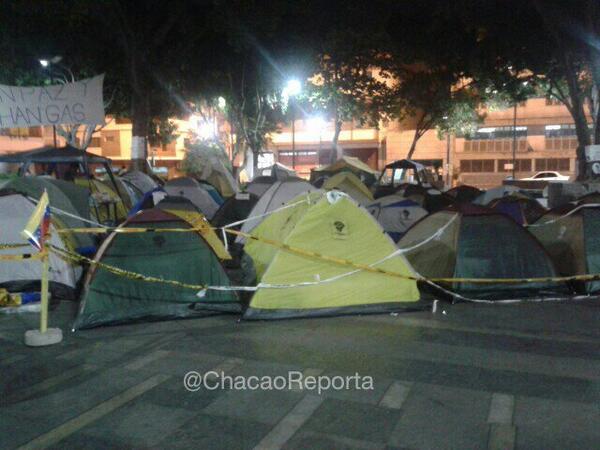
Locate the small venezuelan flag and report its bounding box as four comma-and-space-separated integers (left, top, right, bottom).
21, 191, 51, 251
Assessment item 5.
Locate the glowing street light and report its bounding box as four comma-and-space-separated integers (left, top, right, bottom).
39, 55, 63, 148
285, 79, 302, 97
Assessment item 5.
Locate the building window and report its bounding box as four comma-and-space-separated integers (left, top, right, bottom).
105, 136, 115, 142
466, 126, 528, 140
460, 159, 495, 173
535, 158, 570, 172
544, 124, 576, 138
90, 137, 101, 147
544, 125, 578, 151
497, 159, 532, 172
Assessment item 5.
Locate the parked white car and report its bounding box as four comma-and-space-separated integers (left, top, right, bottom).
521, 171, 570, 181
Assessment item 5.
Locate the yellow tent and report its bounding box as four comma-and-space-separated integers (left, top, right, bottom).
323, 172, 374, 204
313, 156, 379, 177
75, 178, 128, 224
244, 192, 420, 319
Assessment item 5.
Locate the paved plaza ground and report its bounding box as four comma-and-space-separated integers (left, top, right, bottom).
1, 299, 599, 449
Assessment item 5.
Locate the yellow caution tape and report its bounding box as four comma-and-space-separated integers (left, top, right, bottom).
223, 229, 600, 285
0, 250, 45, 261
49, 245, 209, 290
42, 222, 600, 287
0, 243, 30, 249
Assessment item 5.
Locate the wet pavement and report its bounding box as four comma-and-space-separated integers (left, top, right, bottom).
1, 298, 599, 449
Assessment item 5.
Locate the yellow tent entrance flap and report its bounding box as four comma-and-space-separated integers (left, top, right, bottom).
323, 172, 374, 203
244, 193, 420, 319
164, 209, 231, 260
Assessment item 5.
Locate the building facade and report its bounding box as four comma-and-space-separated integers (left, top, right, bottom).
269, 97, 581, 188
0, 97, 582, 188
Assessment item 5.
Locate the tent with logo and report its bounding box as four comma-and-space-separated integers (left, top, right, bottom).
366, 195, 428, 241
243, 192, 420, 319
487, 194, 546, 225
311, 156, 380, 187
73, 208, 238, 329
530, 204, 600, 293
0, 192, 82, 298
323, 172, 374, 205
397, 204, 567, 299
236, 179, 319, 243
164, 177, 220, 219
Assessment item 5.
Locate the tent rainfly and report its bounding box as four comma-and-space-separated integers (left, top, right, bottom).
164, 177, 221, 219
244, 191, 420, 319
397, 204, 568, 299
0, 192, 82, 299
74, 208, 236, 329
366, 195, 428, 241
323, 172, 374, 205
236, 179, 319, 243
530, 204, 600, 293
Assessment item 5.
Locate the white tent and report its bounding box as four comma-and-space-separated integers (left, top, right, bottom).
257, 163, 297, 179
366, 195, 428, 241
164, 177, 220, 219
0, 193, 81, 298
236, 179, 320, 243
246, 176, 278, 198
122, 170, 160, 194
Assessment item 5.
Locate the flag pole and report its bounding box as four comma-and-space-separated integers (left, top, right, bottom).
24, 189, 62, 347
40, 249, 49, 334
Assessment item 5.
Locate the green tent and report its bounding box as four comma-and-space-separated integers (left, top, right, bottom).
74, 208, 239, 329
530, 204, 600, 293
244, 192, 420, 319
397, 204, 568, 299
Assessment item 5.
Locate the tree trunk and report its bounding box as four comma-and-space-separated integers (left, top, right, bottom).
406, 129, 420, 160
569, 97, 591, 180
330, 120, 343, 164
131, 93, 150, 172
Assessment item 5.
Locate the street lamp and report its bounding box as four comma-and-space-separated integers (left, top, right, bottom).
39, 56, 63, 148
285, 79, 302, 168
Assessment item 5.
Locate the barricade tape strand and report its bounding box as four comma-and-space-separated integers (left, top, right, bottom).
45, 243, 592, 306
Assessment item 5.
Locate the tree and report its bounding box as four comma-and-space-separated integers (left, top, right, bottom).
385, 1, 538, 160
527, 0, 600, 178
301, 1, 401, 163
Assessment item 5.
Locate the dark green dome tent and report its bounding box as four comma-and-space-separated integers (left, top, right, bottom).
74, 208, 239, 329
397, 204, 568, 300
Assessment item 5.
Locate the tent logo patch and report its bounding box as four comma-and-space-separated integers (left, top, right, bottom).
331, 220, 349, 239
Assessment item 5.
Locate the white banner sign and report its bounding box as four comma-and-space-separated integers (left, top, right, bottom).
0, 74, 105, 128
